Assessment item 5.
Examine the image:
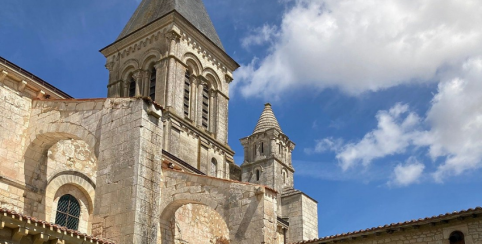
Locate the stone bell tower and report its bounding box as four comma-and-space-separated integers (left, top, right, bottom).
240, 103, 319, 243
100, 0, 239, 179
240, 103, 295, 193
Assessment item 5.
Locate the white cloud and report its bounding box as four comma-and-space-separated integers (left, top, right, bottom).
336, 103, 422, 170
241, 24, 279, 49
234, 0, 482, 98
304, 137, 343, 154
425, 58, 482, 182
388, 157, 425, 187
307, 58, 482, 183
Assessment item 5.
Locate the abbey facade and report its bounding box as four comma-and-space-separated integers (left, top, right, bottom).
0, 0, 318, 243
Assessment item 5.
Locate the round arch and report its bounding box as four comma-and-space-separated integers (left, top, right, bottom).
159, 200, 230, 244
182, 52, 203, 75
23, 124, 98, 219
203, 68, 222, 90
140, 48, 162, 70
45, 172, 95, 233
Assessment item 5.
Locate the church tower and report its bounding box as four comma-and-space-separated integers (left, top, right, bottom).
100, 0, 239, 178
240, 104, 319, 243
240, 103, 295, 193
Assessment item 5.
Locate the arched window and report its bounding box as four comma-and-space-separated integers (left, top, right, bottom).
210, 158, 217, 177
128, 74, 136, 97
184, 71, 191, 117
449, 231, 465, 244
256, 169, 260, 181
149, 66, 156, 101
55, 194, 80, 230
202, 84, 209, 129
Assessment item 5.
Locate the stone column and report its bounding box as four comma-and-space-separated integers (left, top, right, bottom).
196, 80, 206, 127
190, 76, 197, 121
209, 90, 217, 134
154, 61, 165, 105
132, 70, 143, 97
165, 30, 181, 109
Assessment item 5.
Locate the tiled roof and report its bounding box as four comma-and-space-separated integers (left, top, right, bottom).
253, 103, 283, 134
117, 0, 224, 50
0, 208, 115, 244
292, 206, 482, 244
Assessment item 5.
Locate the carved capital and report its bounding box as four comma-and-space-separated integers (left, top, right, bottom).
165, 30, 181, 42
225, 74, 233, 84
0, 70, 8, 82
105, 62, 115, 71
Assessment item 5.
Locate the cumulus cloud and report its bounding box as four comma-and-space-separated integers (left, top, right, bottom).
234, 0, 482, 98
388, 157, 425, 187
336, 103, 422, 170
305, 57, 482, 183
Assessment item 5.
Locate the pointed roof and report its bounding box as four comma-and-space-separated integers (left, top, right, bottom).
117, 0, 224, 50
253, 103, 283, 134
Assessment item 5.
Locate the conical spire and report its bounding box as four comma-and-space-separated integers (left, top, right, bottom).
118, 0, 224, 50
253, 103, 283, 134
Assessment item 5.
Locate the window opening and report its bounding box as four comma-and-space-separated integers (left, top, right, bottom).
449, 231, 465, 244
55, 194, 80, 230
184, 71, 191, 117
211, 158, 218, 177
128, 74, 136, 97
282, 171, 286, 184
279, 144, 281, 154
149, 67, 156, 101
202, 85, 209, 129
256, 169, 260, 181
261, 142, 264, 154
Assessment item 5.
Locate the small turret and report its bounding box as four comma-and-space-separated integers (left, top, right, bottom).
240, 103, 295, 193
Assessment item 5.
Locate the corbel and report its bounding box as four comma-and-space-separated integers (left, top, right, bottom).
147, 103, 162, 119
0, 70, 8, 82
225, 74, 233, 84
19, 80, 27, 91
12, 226, 29, 242
33, 233, 50, 244
37, 90, 46, 99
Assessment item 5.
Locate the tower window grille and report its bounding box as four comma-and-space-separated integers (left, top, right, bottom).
184, 71, 191, 117
128, 75, 136, 97
55, 194, 80, 230
202, 85, 209, 129
149, 67, 156, 101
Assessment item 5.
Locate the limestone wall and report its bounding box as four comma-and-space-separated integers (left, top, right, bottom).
301, 195, 318, 240
281, 193, 318, 242
160, 170, 278, 244
0, 84, 31, 212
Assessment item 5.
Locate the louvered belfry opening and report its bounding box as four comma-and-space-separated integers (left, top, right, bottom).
202, 85, 209, 129
55, 194, 81, 230
149, 67, 157, 101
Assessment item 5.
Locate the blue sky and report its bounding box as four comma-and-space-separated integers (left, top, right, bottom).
2, 0, 482, 238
